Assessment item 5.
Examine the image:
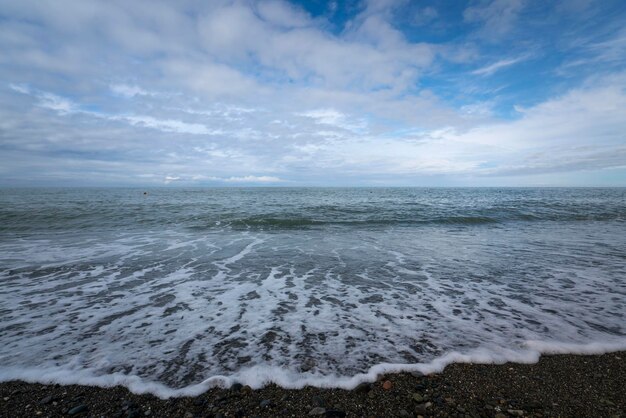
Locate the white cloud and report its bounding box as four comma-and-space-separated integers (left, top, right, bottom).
121, 115, 222, 136
164, 175, 181, 184
472, 56, 527, 76
464, 0, 526, 38
223, 175, 283, 183
297, 108, 368, 133
110, 84, 155, 98
8, 83, 31, 94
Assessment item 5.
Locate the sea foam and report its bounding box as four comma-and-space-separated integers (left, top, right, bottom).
1, 340, 625, 398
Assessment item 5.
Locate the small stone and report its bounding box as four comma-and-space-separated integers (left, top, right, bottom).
522, 401, 542, 410
412, 393, 424, 402
424, 402, 432, 408
184, 412, 194, 418
308, 406, 326, 415
68, 404, 88, 415
325, 410, 346, 418
415, 403, 427, 414
242, 385, 252, 394
411, 371, 424, 377
123, 400, 138, 410
144, 410, 151, 416
354, 382, 372, 393
127, 410, 141, 418
399, 409, 411, 417
2, 397, 8, 401
312, 396, 325, 407
39, 396, 53, 405
382, 380, 393, 390
508, 410, 524, 416
600, 399, 616, 407
260, 399, 272, 408
231, 383, 243, 392
495, 414, 507, 418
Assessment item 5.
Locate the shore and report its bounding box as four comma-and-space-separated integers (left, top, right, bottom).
1, 352, 624, 418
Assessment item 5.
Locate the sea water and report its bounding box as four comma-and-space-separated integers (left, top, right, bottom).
0, 188, 624, 396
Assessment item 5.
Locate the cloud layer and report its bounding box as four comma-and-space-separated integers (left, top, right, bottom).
0, 0, 625, 186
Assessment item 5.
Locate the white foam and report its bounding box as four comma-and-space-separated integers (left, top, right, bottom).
1, 340, 624, 398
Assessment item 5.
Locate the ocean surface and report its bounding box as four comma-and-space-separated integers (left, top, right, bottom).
0, 187, 625, 396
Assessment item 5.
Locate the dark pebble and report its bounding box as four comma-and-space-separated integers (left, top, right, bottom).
325, 409, 346, 417
259, 399, 272, 408
39, 395, 53, 405
123, 400, 139, 410
415, 403, 428, 414
231, 383, 243, 392
312, 395, 326, 407
127, 409, 141, 418
68, 404, 89, 415
354, 382, 372, 393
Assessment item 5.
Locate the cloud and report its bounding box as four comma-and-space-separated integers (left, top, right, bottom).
9, 84, 225, 136
297, 109, 368, 133
10, 85, 79, 114
223, 175, 283, 183
110, 84, 155, 98
164, 175, 181, 184
413, 6, 438, 26
464, 0, 526, 38
167, 175, 284, 184
120, 115, 222, 136
196, 1, 435, 91
471, 56, 528, 76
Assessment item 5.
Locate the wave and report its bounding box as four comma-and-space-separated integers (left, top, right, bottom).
188, 212, 623, 230
1, 340, 624, 399
225, 216, 499, 229
2, 209, 624, 233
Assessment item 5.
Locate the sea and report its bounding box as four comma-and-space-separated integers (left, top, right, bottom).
0, 187, 625, 397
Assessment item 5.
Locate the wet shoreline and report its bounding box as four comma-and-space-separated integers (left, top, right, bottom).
1, 351, 624, 417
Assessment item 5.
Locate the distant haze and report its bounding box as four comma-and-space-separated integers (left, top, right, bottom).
0, 0, 625, 186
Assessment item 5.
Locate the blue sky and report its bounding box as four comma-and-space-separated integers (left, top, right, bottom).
0, 0, 625, 186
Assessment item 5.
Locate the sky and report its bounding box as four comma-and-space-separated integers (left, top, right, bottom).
0, 0, 625, 187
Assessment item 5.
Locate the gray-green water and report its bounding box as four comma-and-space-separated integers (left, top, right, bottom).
0, 188, 625, 394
